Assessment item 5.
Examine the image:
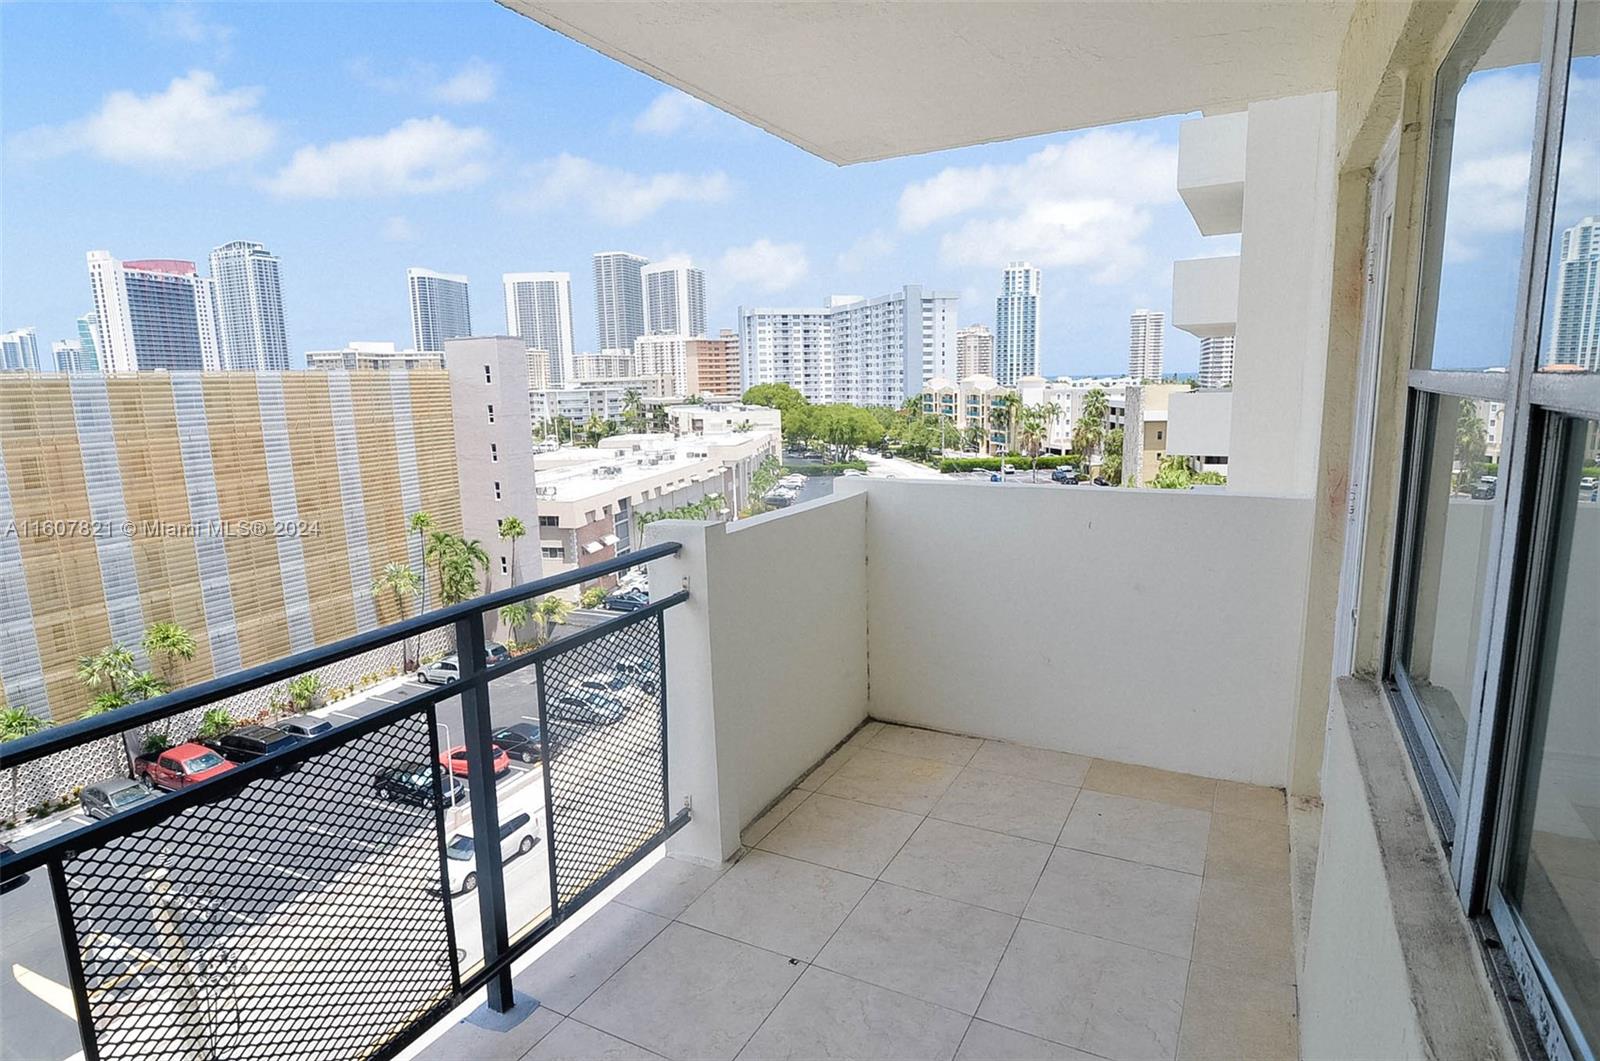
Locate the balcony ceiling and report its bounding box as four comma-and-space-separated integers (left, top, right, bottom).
501, 1, 1357, 165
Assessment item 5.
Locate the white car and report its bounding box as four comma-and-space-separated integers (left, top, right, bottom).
418, 655, 458, 684
841, 469, 866, 478
442, 811, 541, 894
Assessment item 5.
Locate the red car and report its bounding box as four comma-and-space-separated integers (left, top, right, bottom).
439, 744, 510, 778
135, 742, 236, 791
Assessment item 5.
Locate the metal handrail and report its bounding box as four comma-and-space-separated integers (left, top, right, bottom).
0, 541, 681, 768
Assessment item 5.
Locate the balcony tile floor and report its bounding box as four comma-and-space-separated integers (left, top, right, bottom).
424, 723, 1298, 1061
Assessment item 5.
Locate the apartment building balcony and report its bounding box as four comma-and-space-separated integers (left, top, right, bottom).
1171, 256, 1240, 340
1178, 112, 1248, 238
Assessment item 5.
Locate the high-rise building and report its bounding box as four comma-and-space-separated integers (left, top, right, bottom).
593, 252, 649, 353
209, 240, 290, 371
87, 251, 220, 372
1128, 308, 1166, 381
740, 286, 957, 406
1197, 335, 1235, 389
76, 313, 102, 372
995, 262, 1040, 385
502, 272, 576, 385
956, 324, 995, 379
635, 334, 691, 396
1546, 215, 1598, 371
642, 260, 706, 337
685, 331, 741, 396
52, 340, 98, 373
407, 268, 472, 353
1, 328, 42, 372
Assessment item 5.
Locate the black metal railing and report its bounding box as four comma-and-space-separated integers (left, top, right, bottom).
0, 542, 690, 1061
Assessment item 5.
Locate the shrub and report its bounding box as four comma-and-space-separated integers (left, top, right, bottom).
142, 731, 172, 756
937, 454, 1082, 474
580, 587, 608, 609
782, 460, 868, 476
196, 708, 236, 740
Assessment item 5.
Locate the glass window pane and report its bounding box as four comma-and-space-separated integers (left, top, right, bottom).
1400, 394, 1501, 782
1501, 415, 1600, 1054
1416, 1, 1545, 371
1538, 4, 1600, 375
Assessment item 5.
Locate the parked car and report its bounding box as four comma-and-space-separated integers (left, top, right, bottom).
80, 778, 161, 820
274, 713, 332, 740
418, 655, 460, 684
491, 723, 545, 764
438, 743, 511, 778
441, 812, 541, 894
374, 763, 466, 807
1092, 476, 1112, 486
135, 743, 235, 792
1471, 475, 1497, 500
613, 655, 659, 694
486, 642, 512, 666
574, 672, 631, 699
213, 724, 303, 764
840, 469, 866, 477
1051, 467, 1082, 484
548, 691, 626, 726
604, 588, 649, 612
990, 473, 1004, 482
1002, 463, 1017, 475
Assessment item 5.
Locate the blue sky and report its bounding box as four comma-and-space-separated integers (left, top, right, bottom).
8, 2, 1241, 376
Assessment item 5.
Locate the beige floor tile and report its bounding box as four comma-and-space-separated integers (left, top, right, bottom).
819, 748, 963, 814
1178, 963, 1299, 1061
1057, 790, 1211, 875
1084, 760, 1218, 811
679, 849, 872, 960
756, 792, 922, 877
815, 881, 1019, 1014
741, 789, 810, 847
1024, 846, 1202, 959
969, 741, 1092, 788
882, 816, 1051, 916
524, 1018, 666, 1061
955, 1020, 1102, 1061
932, 766, 1080, 843
795, 744, 862, 792
614, 855, 728, 920
1212, 781, 1287, 824
426, 1002, 563, 1060
978, 919, 1188, 1060
868, 724, 984, 766
1191, 876, 1295, 985
573, 923, 802, 1061
514, 901, 669, 1015
737, 966, 971, 1061
1204, 813, 1290, 889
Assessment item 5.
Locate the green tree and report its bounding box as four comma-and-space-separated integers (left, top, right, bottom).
408, 511, 436, 613
498, 516, 528, 588
125, 671, 168, 702
1153, 453, 1197, 490
287, 674, 323, 711
77, 644, 137, 698
197, 708, 236, 741
1454, 400, 1488, 493
1074, 389, 1108, 469
530, 596, 574, 646
1015, 402, 1062, 480
742, 383, 813, 442
622, 389, 645, 432
141, 622, 196, 688
1101, 426, 1125, 485
580, 587, 608, 608
498, 601, 532, 644
0, 707, 48, 823
372, 562, 422, 669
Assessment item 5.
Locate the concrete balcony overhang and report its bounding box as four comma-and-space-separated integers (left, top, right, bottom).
1178, 111, 1248, 235
1172, 255, 1240, 339
500, 1, 1356, 165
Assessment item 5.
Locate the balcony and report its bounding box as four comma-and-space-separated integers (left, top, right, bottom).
1171, 256, 1240, 340
1178, 112, 1248, 237
424, 721, 1294, 1061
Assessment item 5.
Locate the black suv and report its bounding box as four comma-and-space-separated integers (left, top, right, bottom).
490, 722, 545, 764
374, 763, 466, 807
1050, 467, 1082, 484
214, 725, 304, 763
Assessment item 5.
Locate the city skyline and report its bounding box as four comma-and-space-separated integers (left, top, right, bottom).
1, 2, 1240, 378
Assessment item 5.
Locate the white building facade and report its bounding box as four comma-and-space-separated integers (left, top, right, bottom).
407, 268, 472, 354
592, 251, 648, 354
1197, 335, 1235, 388
1547, 215, 1598, 371
955, 324, 994, 379
1128, 308, 1166, 381
994, 262, 1040, 385
208, 240, 289, 371
739, 285, 956, 406
634, 333, 690, 397
86, 251, 220, 372
0, 328, 42, 372
641, 260, 706, 337
503, 272, 576, 384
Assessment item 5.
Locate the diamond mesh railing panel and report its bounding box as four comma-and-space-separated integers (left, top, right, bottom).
539, 614, 667, 909
58, 710, 456, 1061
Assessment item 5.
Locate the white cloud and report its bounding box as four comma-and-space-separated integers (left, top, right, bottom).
10, 70, 276, 169
1441, 69, 1539, 261
264, 117, 492, 198
716, 239, 808, 294
121, 4, 236, 59
382, 216, 419, 242
349, 57, 499, 105
896, 128, 1179, 283
634, 90, 716, 136
513, 154, 730, 224
836, 230, 896, 273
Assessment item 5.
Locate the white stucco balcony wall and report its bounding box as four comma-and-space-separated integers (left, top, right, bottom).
1167, 389, 1234, 459
1172, 255, 1241, 339
1179, 110, 1249, 235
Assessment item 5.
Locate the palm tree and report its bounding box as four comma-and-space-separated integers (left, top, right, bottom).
77, 645, 137, 697
531, 597, 574, 645
141, 622, 196, 688
425, 529, 457, 601
372, 563, 422, 669
0, 707, 47, 822
408, 511, 436, 612
125, 671, 168, 702
1074, 388, 1108, 470
497, 602, 531, 645
622, 389, 645, 432
582, 414, 610, 447
498, 516, 527, 588
989, 393, 1022, 458
1016, 403, 1061, 481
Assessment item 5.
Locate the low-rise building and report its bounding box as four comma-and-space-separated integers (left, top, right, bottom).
530, 375, 672, 425
305, 341, 443, 372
